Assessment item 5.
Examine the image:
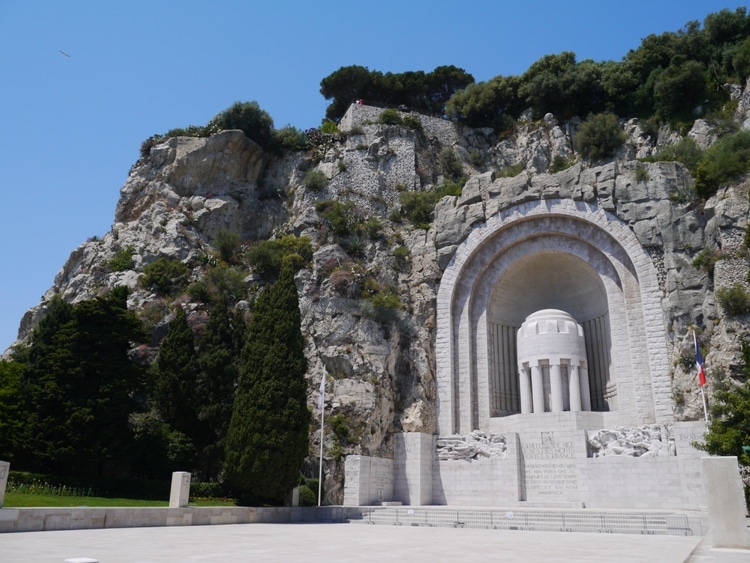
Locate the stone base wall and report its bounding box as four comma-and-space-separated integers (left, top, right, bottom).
0, 506, 358, 533
347, 423, 712, 510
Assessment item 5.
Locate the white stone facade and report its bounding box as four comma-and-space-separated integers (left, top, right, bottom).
344, 199, 717, 511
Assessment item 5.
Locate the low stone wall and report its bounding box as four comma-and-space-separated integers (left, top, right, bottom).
0, 505, 359, 533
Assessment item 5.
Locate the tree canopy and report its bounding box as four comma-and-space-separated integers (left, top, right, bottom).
15, 289, 147, 478
444, 8, 750, 127
320, 65, 474, 120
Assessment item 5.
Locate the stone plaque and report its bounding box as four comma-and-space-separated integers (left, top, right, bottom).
521, 437, 577, 499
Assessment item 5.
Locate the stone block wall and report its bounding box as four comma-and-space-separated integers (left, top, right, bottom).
339, 103, 458, 147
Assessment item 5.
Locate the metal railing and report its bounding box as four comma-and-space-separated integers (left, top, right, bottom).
356, 508, 694, 536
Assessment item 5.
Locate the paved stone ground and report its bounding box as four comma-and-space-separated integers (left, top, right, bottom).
0, 522, 725, 562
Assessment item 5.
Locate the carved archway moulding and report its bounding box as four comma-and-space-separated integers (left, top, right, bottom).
435, 199, 671, 436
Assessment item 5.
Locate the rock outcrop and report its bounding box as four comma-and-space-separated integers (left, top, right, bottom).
7, 92, 750, 503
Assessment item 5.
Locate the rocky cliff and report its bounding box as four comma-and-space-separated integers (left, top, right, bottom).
9, 87, 750, 503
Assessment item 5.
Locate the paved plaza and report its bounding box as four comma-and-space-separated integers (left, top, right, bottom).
2, 521, 746, 563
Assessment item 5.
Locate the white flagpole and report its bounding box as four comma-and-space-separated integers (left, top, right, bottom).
700, 385, 709, 425
318, 374, 325, 507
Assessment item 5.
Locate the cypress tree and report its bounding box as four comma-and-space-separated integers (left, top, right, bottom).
224, 259, 310, 503
153, 308, 200, 440
195, 301, 244, 479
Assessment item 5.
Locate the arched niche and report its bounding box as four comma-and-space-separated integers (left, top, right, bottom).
435, 199, 670, 436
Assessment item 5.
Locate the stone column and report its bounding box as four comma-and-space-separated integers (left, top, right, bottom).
0, 460, 9, 508
519, 365, 532, 414
579, 364, 592, 411
169, 471, 191, 508
550, 363, 564, 412
569, 364, 582, 412
531, 363, 544, 414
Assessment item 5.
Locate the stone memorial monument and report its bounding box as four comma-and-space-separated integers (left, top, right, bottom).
345, 199, 725, 512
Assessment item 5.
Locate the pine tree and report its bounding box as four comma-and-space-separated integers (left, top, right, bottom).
224, 260, 311, 503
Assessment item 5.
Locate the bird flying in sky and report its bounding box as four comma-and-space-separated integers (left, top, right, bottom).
59, 50, 70, 57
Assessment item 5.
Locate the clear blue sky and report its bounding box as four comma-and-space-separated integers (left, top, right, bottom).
0, 0, 742, 352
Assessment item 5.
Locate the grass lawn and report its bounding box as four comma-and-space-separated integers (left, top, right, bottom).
3, 493, 237, 508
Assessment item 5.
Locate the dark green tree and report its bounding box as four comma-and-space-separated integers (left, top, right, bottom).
224, 259, 311, 504
194, 301, 245, 479
19, 288, 146, 478
152, 308, 200, 444
698, 340, 750, 501
0, 360, 25, 462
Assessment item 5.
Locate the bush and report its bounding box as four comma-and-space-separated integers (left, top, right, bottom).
361, 217, 383, 239
717, 283, 750, 316
298, 485, 316, 506
141, 257, 190, 296
398, 182, 463, 229
315, 200, 357, 237
303, 169, 328, 191
342, 236, 366, 258
109, 246, 135, 272
399, 191, 438, 229
496, 162, 526, 178
320, 120, 339, 134
634, 164, 650, 182
643, 137, 703, 174
575, 112, 627, 160
246, 235, 312, 280
549, 155, 573, 173
214, 229, 242, 263
205, 101, 274, 150
694, 130, 750, 199
378, 108, 403, 125
272, 126, 309, 153
362, 292, 402, 324
692, 248, 727, 274
439, 148, 465, 182
402, 114, 422, 131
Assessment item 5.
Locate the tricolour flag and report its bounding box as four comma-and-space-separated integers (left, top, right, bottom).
318, 374, 326, 410
693, 331, 707, 387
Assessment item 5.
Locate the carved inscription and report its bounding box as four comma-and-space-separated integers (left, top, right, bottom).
521, 441, 575, 460
523, 463, 577, 496
521, 438, 577, 497
370, 458, 392, 502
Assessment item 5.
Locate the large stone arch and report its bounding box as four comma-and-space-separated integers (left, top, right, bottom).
436, 199, 671, 435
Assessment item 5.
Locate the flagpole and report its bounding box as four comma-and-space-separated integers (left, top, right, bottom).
318, 376, 325, 507
693, 330, 709, 425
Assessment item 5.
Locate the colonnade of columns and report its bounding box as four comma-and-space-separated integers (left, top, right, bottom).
518, 361, 592, 414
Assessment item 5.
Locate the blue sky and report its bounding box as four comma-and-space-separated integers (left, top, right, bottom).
0, 0, 742, 352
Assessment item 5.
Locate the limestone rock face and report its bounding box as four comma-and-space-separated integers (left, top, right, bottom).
9, 89, 750, 502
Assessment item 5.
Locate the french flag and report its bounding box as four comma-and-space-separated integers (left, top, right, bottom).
694, 331, 707, 387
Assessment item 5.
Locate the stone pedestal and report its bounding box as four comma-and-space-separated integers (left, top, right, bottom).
169, 471, 191, 508
0, 460, 9, 508
702, 456, 750, 548
343, 455, 394, 506
394, 433, 434, 506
